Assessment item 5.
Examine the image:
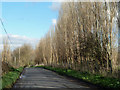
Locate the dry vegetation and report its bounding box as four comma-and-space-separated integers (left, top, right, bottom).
12, 44, 35, 67
35, 2, 119, 78
1, 39, 12, 74
1, 38, 34, 74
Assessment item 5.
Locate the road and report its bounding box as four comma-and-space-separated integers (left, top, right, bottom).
13, 67, 98, 89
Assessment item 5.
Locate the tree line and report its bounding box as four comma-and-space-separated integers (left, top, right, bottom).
35, 2, 119, 77
1, 38, 35, 74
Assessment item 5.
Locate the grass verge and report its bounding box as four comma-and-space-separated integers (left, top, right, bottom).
2, 67, 24, 89
35, 65, 120, 88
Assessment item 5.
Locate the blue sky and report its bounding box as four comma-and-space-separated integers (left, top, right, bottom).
2, 2, 59, 38
0, 2, 60, 50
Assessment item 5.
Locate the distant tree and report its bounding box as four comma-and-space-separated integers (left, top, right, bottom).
2, 38, 11, 64
13, 44, 34, 67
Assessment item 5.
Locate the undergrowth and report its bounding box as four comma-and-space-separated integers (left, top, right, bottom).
2, 67, 24, 89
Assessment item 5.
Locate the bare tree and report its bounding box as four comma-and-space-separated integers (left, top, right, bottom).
13, 44, 34, 67
35, 2, 119, 78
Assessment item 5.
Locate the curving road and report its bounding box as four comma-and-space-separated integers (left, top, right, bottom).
13, 67, 97, 89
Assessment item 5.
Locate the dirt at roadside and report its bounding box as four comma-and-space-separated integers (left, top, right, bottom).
2, 61, 12, 75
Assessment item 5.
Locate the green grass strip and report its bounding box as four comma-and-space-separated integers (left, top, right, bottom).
35, 65, 120, 88
2, 67, 24, 88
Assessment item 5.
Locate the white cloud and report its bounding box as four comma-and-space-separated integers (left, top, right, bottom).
52, 19, 57, 25
0, 34, 2, 37
0, 34, 39, 51
10, 35, 20, 38
49, 2, 61, 11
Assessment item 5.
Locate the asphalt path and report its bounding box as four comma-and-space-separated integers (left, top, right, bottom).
13, 67, 98, 89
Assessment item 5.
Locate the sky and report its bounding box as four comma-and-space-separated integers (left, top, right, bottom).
2, 2, 59, 38
0, 1, 119, 51
0, 2, 60, 50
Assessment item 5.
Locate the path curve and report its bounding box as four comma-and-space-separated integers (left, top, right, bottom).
13, 67, 97, 89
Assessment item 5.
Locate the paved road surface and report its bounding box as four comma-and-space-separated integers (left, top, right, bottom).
13, 67, 97, 88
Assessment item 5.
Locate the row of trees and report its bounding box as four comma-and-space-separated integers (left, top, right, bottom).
35, 2, 119, 77
1, 38, 34, 71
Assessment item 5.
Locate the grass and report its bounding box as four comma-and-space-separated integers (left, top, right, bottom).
2, 67, 24, 89
35, 65, 120, 88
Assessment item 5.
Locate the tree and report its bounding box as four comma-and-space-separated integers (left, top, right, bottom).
35, 1, 119, 77
13, 44, 34, 67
